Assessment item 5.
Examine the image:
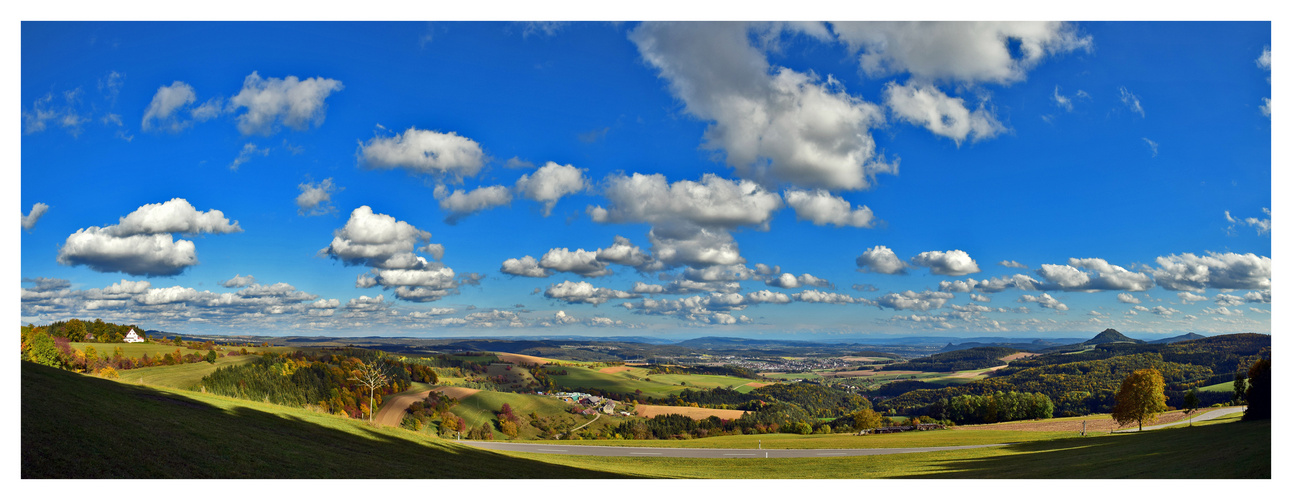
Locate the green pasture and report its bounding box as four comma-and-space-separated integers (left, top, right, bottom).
72, 341, 216, 359
118, 354, 256, 389
448, 390, 586, 437
515, 427, 1075, 449
1198, 380, 1235, 393
514, 419, 1269, 478
550, 365, 763, 397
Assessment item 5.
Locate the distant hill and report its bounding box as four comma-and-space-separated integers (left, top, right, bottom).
1085, 328, 1145, 345
1149, 332, 1207, 344
673, 337, 828, 349
937, 338, 1082, 353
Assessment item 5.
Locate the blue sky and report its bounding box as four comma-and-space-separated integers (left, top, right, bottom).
17, 20, 1273, 339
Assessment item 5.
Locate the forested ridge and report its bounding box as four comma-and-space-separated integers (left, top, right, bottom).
880, 346, 1019, 372
878, 351, 1225, 417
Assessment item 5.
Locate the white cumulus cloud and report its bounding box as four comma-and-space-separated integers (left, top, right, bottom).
297, 178, 340, 216
1149, 252, 1271, 292
783, 189, 875, 228
883, 82, 1004, 144
141, 81, 197, 132
856, 245, 908, 274
911, 249, 981, 276
630, 22, 893, 191
433, 185, 512, 224
515, 162, 586, 216
229, 72, 343, 136
360, 127, 486, 180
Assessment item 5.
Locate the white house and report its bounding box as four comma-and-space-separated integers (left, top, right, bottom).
124, 328, 144, 343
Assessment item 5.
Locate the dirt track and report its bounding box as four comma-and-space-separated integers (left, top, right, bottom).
371, 386, 482, 427
373, 389, 433, 427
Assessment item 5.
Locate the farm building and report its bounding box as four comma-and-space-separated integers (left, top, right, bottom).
123, 328, 144, 343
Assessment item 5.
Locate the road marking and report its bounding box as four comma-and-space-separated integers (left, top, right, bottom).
629, 452, 661, 455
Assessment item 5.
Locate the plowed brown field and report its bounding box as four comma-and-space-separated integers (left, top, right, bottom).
494, 352, 552, 365
999, 352, 1038, 362
635, 404, 746, 420
598, 366, 633, 374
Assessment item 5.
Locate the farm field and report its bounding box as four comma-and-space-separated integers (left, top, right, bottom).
634, 404, 746, 420
550, 365, 764, 397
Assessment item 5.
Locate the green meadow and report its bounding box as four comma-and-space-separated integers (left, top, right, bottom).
550, 365, 763, 397
21, 362, 1268, 479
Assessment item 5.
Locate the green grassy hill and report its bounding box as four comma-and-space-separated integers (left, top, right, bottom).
22, 360, 1268, 479
20, 362, 628, 479
551, 365, 763, 397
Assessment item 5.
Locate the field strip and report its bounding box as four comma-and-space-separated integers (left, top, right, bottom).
459, 441, 1007, 458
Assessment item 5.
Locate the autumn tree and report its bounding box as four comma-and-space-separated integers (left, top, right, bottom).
1112, 368, 1167, 431
350, 359, 391, 422
849, 408, 884, 432
24, 331, 62, 368
1243, 358, 1270, 420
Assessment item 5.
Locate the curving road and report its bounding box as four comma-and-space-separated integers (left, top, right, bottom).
458, 441, 1007, 458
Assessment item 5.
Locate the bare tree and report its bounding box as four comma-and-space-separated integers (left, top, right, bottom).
350, 359, 390, 422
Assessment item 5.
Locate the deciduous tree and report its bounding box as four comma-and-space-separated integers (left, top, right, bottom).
1243, 358, 1270, 420
349, 359, 390, 422
1112, 368, 1167, 431
1183, 388, 1200, 426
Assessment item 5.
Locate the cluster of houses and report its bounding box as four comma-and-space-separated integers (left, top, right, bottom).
546, 391, 623, 415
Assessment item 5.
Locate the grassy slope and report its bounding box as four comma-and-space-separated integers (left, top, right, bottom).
551, 365, 762, 397
72, 341, 216, 358
22, 361, 1268, 479
116, 354, 256, 389
448, 390, 613, 438
521, 420, 1269, 478
1198, 380, 1235, 393
21, 362, 628, 479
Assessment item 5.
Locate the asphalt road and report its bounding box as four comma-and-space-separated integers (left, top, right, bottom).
458, 441, 1007, 458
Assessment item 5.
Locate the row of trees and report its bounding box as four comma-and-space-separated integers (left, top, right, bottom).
926, 391, 1054, 425
880, 347, 1020, 373
653, 382, 872, 418
201, 349, 416, 420
879, 352, 1213, 417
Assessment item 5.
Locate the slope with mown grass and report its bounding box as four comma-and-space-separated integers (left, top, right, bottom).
20, 362, 629, 479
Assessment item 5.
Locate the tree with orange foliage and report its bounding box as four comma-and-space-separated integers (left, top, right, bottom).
1112, 368, 1167, 431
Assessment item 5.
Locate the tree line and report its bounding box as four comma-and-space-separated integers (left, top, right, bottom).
880, 346, 1019, 373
